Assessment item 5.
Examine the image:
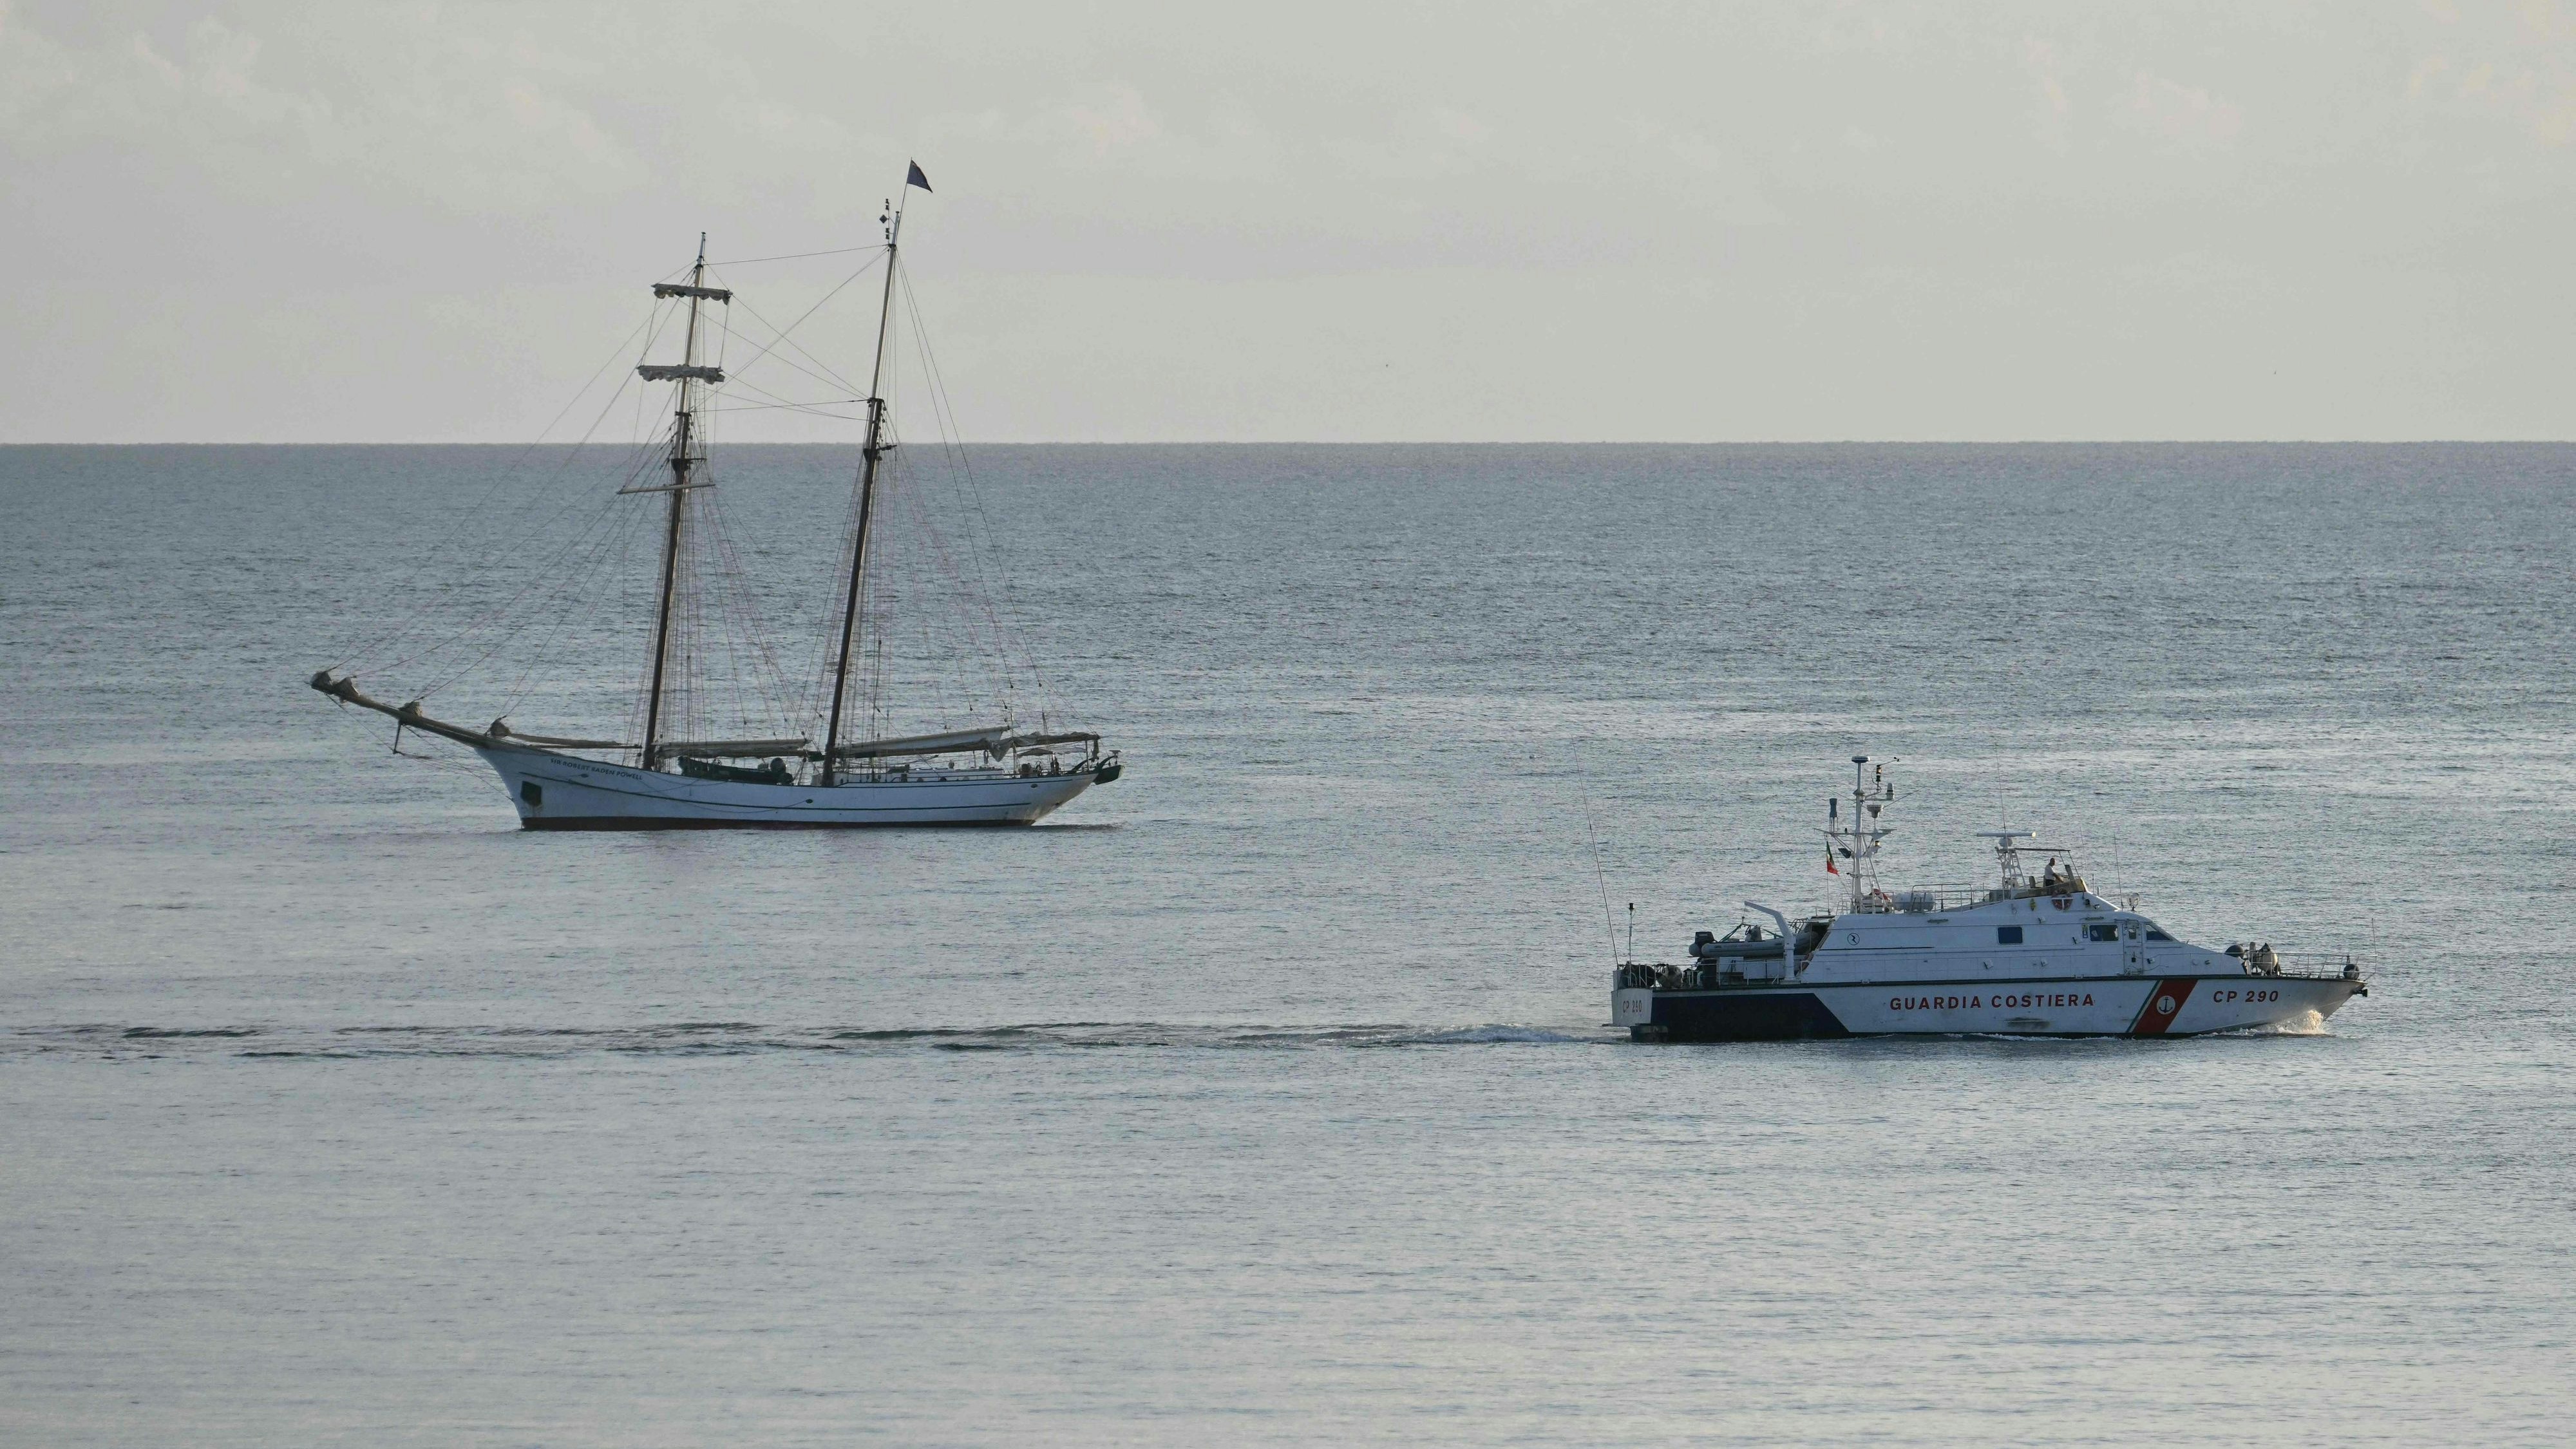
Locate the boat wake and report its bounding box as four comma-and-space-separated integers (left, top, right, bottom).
10, 1021, 1609, 1061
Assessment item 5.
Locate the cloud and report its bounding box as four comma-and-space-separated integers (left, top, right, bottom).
0, 3, 84, 128
2124, 71, 2243, 149
2019, 36, 2074, 154
1425, 105, 1488, 144
0, 5, 645, 210
2403, 0, 2576, 147
1063, 83, 1163, 155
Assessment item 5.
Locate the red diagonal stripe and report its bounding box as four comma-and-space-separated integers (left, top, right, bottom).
2130, 978, 2199, 1036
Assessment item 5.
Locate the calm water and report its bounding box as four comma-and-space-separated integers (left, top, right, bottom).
3, 443, 2572, 1444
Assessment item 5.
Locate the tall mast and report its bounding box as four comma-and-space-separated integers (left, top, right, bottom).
820, 173, 921, 786
636, 234, 730, 770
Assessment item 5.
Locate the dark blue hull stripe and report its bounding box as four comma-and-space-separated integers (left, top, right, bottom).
1641, 992, 1852, 1041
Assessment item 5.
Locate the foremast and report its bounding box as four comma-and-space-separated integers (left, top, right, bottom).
820, 166, 931, 787
634, 235, 731, 771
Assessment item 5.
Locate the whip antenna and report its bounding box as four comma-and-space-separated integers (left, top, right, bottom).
1582, 786, 1618, 967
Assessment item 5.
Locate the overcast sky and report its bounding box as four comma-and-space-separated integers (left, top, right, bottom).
5, 1, 2572, 441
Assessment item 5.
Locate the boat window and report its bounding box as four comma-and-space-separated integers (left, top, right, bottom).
1996, 925, 2023, 945
520, 781, 542, 806
2144, 929, 2172, 942
2087, 923, 2120, 942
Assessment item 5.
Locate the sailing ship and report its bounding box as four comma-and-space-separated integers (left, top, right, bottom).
311, 164, 1121, 827
1613, 758, 2366, 1039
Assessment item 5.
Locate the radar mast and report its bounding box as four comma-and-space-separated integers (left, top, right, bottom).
1827, 754, 1897, 911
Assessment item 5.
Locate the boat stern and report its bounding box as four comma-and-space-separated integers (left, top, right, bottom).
1613, 985, 1655, 1033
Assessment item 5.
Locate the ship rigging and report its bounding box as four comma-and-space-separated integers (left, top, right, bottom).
310, 162, 1121, 827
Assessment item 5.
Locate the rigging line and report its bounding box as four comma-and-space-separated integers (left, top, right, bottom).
889, 476, 996, 727
866, 562, 895, 734
708, 312, 866, 401
378, 406, 676, 679
706, 256, 880, 396
796, 461, 875, 732
705, 373, 875, 422
896, 265, 1048, 705
716, 379, 876, 422
1580, 772, 1620, 968
392, 413, 679, 685
719, 372, 862, 416
327, 303, 672, 674
705, 397, 867, 413
707, 244, 876, 266
885, 442, 1013, 726
629, 345, 655, 458
488, 491, 658, 716
699, 487, 800, 726
905, 379, 1014, 688
887, 468, 994, 670
381, 480, 636, 682
856, 460, 899, 733
350, 308, 679, 679
418, 489, 649, 699
715, 263, 877, 395
896, 267, 1054, 710
485, 522, 624, 721
355, 299, 674, 673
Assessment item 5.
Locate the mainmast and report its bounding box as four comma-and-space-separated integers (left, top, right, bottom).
633, 235, 731, 771
820, 163, 931, 786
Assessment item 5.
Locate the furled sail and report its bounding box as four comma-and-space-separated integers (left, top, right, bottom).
638, 364, 725, 383
998, 730, 1101, 752
828, 725, 1012, 761
652, 283, 733, 302
649, 737, 812, 763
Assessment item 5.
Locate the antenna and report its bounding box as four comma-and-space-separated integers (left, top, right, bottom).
1581, 782, 1617, 966
1827, 752, 1897, 911
1626, 902, 1636, 963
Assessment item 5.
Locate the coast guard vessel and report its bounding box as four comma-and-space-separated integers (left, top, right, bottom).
1613, 757, 2367, 1040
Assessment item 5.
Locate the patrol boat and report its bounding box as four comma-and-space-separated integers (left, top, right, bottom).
1613, 757, 2367, 1041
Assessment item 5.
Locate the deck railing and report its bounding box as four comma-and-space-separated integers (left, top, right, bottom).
1864, 885, 2023, 914
1859, 884, 2146, 914
1616, 951, 2363, 991
2243, 950, 2362, 980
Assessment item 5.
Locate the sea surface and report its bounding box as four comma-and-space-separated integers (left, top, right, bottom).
3, 442, 2572, 1445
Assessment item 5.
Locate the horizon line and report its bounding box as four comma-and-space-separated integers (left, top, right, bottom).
5, 437, 2574, 448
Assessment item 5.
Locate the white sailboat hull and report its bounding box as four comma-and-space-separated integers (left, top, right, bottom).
471, 745, 1100, 829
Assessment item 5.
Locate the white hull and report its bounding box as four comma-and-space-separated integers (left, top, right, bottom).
472, 745, 1098, 828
